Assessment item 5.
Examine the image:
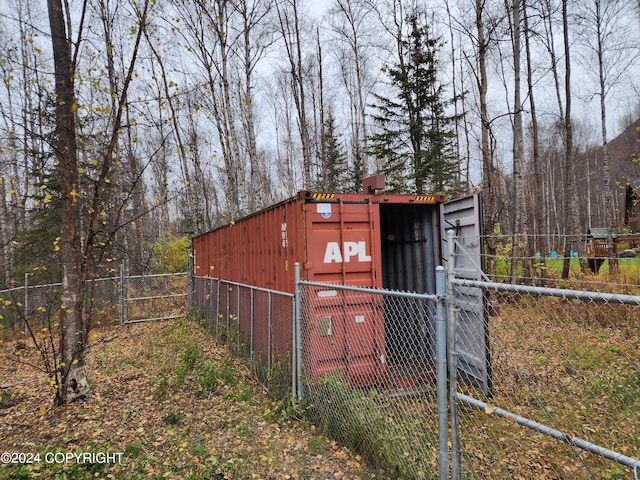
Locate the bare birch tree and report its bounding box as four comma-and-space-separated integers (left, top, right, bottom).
560, 0, 579, 279
508, 0, 526, 281
327, 0, 378, 183
275, 0, 312, 188
233, 0, 276, 211
523, 0, 547, 278
476, 0, 498, 276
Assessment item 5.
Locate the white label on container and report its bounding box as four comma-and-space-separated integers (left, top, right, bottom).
355, 315, 365, 323
317, 203, 332, 218
317, 289, 338, 298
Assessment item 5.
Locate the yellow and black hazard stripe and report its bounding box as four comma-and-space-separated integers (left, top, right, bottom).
311, 193, 336, 200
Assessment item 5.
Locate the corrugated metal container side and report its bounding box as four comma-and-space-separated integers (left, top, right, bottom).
193, 194, 305, 292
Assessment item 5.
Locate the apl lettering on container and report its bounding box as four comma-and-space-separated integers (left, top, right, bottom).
323, 241, 372, 263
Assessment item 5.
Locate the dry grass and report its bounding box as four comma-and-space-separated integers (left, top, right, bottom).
455, 295, 640, 479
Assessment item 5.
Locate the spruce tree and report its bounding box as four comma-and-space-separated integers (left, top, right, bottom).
318, 109, 349, 191
368, 13, 458, 194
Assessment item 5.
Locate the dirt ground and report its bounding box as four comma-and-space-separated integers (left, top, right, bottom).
0, 319, 385, 480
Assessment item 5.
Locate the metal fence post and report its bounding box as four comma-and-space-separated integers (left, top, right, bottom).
294, 262, 303, 399
446, 229, 461, 480
226, 281, 230, 334
250, 288, 254, 360
215, 279, 220, 332
237, 286, 241, 353
435, 265, 449, 480
208, 279, 214, 331
24, 273, 28, 337
187, 248, 193, 311
267, 292, 272, 370
118, 261, 125, 324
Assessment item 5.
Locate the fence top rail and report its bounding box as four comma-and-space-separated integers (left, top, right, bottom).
1, 282, 63, 294
0, 286, 28, 295
453, 278, 640, 306
299, 280, 440, 302
2, 274, 181, 294
193, 276, 295, 298
126, 272, 187, 280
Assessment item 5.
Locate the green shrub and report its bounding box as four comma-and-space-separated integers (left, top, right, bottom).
164, 412, 182, 425
176, 342, 202, 385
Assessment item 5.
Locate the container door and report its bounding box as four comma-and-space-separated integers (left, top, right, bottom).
303, 199, 385, 386
440, 193, 492, 396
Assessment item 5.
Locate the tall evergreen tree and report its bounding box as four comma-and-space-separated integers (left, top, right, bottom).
368, 13, 458, 194
318, 109, 350, 191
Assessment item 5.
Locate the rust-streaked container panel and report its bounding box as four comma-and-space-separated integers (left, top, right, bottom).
192, 190, 446, 387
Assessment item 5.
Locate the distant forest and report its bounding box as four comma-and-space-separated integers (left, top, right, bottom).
1, 0, 640, 286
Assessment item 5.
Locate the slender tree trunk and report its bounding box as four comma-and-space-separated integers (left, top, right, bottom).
317, 29, 327, 189
47, 0, 85, 405
542, 0, 565, 126
143, 32, 199, 233
276, 0, 312, 189
523, 2, 547, 282
239, 2, 261, 211
329, 0, 375, 187
561, 0, 579, 279
445, 0, 465, 191
213, 0, 244, 218
0, 167, 9, 288
592, 0, 617, 272
477, 0, 496, 277
511, 0, 525, 283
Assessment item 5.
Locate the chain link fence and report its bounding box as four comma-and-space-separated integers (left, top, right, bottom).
190, 276, 295, 398
453, 279, 640, 479
298, 279, 448, 479
0, 271, 186, 340
190, 234, 640, 479
0, 281, 64, 340
452, 234, 640, 480
121, 272, 187, 324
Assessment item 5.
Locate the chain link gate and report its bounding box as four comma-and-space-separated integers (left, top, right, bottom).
119, 267, 187, 324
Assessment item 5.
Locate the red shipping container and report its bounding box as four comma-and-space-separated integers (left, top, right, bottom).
192, 190, 448, 386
